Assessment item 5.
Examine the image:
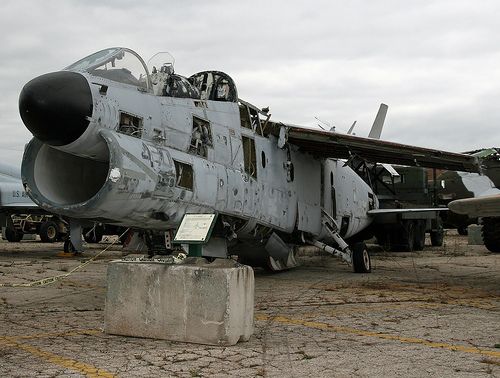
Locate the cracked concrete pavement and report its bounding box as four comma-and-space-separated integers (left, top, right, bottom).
0, 231, 499, 377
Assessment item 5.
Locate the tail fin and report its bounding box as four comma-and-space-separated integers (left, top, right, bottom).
347, 121, 357, 135
369, 104, 398, 177
368, 103, 388, 139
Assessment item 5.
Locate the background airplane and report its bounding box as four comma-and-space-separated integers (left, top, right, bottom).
437, 165, 500, 234
0, 160, 121, 245
0, 161, 63, 242
448, 150, 500, 252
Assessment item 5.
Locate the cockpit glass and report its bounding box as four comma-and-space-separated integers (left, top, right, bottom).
65, 48, 150, 90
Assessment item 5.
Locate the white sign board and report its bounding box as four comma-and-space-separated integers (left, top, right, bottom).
174, 213, 217, 243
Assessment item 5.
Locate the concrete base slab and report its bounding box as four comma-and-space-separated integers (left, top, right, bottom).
104, 257, 254, 346
467, 224, 484, 245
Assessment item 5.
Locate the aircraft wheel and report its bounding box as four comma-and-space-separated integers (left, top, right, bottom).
40, 221, 58, 243
352, 242, 371, 273
413, 221, 425, 251
482, 217, 500, 253
5, 227, 22, 242
64, 239, 76, 253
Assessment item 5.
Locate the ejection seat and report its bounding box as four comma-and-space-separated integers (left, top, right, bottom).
188, 71, 238, 102
150, 64, 200, 99
150, 64, 172, 96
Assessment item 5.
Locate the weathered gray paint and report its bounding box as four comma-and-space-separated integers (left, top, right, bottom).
19, 48, 386, 255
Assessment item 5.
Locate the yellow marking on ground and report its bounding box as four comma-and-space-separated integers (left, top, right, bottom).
278, 297, 497, 320
294, 301, 443, 319
314, 281, 498, 304
0, 328, 101, 341
481, 358, 500, 366
313, 284, 498, 311
256, 313, 500, 359
1, 337, 115, 377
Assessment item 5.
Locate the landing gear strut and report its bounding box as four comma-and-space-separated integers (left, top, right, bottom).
308, 210, 372, 273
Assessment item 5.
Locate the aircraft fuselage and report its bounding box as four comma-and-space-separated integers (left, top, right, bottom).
20, 48, 376, 250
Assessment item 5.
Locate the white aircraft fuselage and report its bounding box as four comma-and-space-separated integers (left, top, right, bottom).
19, 48, 379, 270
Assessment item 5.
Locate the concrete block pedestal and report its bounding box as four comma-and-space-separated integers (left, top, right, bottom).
104, 257, 254, 346
467, 224, 484, 245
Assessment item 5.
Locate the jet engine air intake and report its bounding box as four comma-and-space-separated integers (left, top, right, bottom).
23, 138, 109, 207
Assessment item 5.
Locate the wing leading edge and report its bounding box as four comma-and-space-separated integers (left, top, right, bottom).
272, 125, 480, 172
367, 208, 447, 215
448, 194, 500, 217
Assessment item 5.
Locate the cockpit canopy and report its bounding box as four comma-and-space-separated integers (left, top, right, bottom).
65, 47, 150, 91
65, 47, 238, 102
189, 71, 238, 102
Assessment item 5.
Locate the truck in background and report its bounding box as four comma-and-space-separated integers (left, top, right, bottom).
370, 166, 445, 251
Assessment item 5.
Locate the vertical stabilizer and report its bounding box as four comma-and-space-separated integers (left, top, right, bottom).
347, 121, 357, 135
368, 103, 388, 139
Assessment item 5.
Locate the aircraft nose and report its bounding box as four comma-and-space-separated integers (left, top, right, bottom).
19, 71, 93, 146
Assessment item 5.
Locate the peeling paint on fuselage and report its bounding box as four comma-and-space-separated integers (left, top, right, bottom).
21, 70, 376, 243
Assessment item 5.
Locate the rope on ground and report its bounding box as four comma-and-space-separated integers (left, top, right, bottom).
0, 228, 130, 288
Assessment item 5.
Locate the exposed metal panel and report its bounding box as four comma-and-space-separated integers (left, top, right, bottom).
297, 201, 322, 234
264, 232, 291, 260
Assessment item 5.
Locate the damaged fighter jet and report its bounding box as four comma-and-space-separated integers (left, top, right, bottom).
18, 47, 483, 272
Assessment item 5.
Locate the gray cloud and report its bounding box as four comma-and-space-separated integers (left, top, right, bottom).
1, 0, 500, 166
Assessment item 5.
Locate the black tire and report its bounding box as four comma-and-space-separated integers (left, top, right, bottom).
482, 217, 500, 253
430, 228, 444, 246
457, 226, 468, 236
413, 221, 425, 251
352, 242, 371, 273
83, 225, 104, 243
64, 239, 76, 253
5, 227, 22, 242
39, 221, 58, 243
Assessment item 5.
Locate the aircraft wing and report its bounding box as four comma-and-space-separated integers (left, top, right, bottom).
448, 194, 500, 217
367, 208, 447, 215
273, 124, 480, 172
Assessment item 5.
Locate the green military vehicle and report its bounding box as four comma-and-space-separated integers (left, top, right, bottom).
370, 166, 445, 251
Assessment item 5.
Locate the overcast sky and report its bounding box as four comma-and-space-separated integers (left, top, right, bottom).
1, 0, 499, 166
